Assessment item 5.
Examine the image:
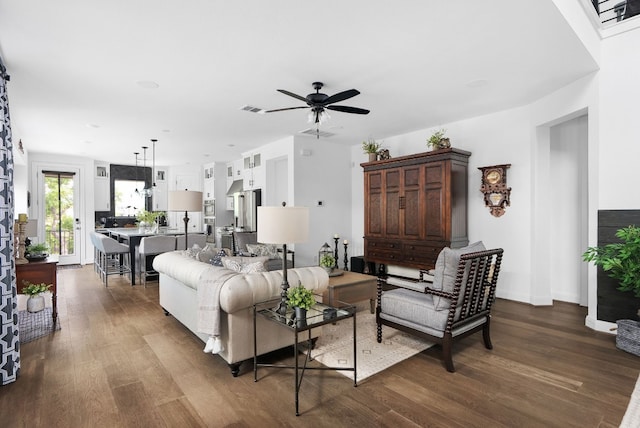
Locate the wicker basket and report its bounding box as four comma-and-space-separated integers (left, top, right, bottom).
616, 319, 640, 356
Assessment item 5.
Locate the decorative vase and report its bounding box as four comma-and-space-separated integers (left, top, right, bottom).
323, 266, 333, 275
138, 221, 148, 232
27, 294, 45, 313
294, 307, 307, 328
368, 152, 377, 162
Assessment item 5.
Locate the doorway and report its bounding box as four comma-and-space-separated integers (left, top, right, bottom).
549, 114, 588, 306
40, 170, 81, 265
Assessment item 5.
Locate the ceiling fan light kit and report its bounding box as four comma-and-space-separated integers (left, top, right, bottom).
262, 81, 370, 138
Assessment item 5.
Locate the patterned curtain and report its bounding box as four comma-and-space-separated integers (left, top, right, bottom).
0, 57, 19, 386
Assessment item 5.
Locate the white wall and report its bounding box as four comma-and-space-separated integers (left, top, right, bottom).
292, 137, 352, 267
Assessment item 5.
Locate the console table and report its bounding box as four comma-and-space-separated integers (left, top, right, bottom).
16, 256, 58, 324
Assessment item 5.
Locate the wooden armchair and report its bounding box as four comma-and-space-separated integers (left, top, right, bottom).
376, 247, 503, 372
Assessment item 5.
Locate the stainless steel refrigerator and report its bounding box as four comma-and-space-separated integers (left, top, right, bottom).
233, 189, 261, 232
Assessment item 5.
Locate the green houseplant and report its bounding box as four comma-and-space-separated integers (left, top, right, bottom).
583, 225, 640, 355
362, 138, 381, 162
320, 254, 336, 274
287, 283, 316, 327
582, 225, 640, 298
26, 243, 49, 257
21, 281, 52, 313
427, 128, 451, 150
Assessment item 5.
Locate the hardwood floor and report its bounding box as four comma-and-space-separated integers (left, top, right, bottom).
2, 265, 640, 427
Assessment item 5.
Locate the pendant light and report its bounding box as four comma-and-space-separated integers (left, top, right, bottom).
141, 145, 152, 197
151, 139, 157, 189
134, 152, 140, 194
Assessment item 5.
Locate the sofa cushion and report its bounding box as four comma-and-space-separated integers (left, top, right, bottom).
432, 241, 486, 310
222, 256, 268, 273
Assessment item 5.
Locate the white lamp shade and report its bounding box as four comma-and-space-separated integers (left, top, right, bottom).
24, 219, 38, 237
257, 206, 309, 244
168, 190, 203, 212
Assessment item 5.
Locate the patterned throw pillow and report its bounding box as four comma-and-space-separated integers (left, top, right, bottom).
222, 256, 268, 273
210, 249, 228, 266
246, 243, 279, 259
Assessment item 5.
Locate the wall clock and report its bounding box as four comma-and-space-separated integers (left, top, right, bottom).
478, 164, 511, 217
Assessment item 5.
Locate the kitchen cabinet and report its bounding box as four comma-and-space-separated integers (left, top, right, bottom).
153, 168, 168, 211
94, 162, 110, 211
362, 148, 470, 270
203, 163, 215, 199
243, 152, 263, 190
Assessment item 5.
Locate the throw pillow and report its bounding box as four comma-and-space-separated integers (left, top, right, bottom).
246, 243, 279, 259
210, 249, 228, 267
222, 256, 269, 273
185, 243, 203, 259
432, 241, 486, 311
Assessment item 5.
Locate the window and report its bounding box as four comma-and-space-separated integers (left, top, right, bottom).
114, 179, 145, 216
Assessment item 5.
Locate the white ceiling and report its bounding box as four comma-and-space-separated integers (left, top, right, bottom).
0, 0, 598, 167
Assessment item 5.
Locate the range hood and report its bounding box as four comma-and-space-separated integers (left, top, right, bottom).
226, 180, 244, 196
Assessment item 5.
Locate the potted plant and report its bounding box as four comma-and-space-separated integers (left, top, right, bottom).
136, 210, 164, 231
22, 281, 52, 313
362, 138, 382, 162
583, 225, 640, 355
26, 243, 49, 260
427, 128, 451, 150
320, 254, 336, 274
287, 283, 316, 326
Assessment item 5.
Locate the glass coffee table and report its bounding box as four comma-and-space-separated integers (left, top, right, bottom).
253, 298, 357, 416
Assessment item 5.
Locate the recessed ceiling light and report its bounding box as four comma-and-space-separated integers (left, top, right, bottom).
84, 140, 92, 144
161, 129, 171, 133
136, 80, 159, 89
86, 123, 100, 128
227, 144, 235, 147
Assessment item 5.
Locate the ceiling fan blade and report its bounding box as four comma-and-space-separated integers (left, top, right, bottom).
263, 106, 309, 113
326, 105, 370, 115
323, 89, 360, 105
277, 89, 309, 103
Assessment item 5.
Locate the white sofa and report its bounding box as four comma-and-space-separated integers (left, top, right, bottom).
153, 250, 329, 376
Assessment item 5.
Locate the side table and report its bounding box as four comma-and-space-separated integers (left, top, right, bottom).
253, 298, 357, 416
324, 270, 377, 314
16, 256, 59, 325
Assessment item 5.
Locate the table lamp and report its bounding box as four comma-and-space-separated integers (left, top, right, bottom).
257, 203, 309, 315
168, 189, 203, 250
24, 219, 38, 248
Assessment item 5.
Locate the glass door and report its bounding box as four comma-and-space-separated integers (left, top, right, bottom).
42, 170, 81, 265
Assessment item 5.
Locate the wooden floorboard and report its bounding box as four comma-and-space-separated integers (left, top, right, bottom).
2, 264, 640, 427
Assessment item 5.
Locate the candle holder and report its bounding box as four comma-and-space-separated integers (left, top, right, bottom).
333, 236, 339, 269
343, 242, 349, 271
15, 216, 29, 265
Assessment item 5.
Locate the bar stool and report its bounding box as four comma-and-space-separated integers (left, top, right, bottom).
137, 235, 176, 287
176, 234, 207, 250
93, 233, 131, 287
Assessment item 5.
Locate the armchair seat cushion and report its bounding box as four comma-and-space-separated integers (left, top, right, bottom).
381, 288, 449, 338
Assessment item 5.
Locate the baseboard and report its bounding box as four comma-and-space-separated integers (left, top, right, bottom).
586, 314, 617, 335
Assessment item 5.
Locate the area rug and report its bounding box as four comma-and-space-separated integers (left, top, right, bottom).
308, 311, 433, 381
18, 308, 60, 343
621, 374, 640, 427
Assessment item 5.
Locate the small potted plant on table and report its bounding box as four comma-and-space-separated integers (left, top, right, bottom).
320, 254, 336, 275
22, 281, 52, 313
287, 283, 316, 327
25, 243, 49, 261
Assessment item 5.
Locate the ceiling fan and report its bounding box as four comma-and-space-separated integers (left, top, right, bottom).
264, 81, 370, 125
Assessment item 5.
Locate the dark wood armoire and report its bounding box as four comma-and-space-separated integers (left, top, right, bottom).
362, 148, 471, 270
